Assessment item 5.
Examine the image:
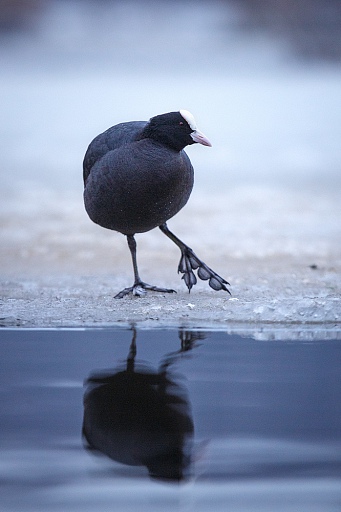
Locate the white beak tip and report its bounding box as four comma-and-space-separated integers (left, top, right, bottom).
190, 130, 212, 147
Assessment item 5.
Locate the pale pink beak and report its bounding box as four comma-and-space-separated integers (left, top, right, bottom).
190, 129, 212, 147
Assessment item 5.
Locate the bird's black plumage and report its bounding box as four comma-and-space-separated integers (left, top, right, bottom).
83, 110, 230, 298
84, 116, 193, 234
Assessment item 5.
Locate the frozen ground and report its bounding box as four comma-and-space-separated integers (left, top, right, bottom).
1, 185, 340, 337
0, 1, 340, 336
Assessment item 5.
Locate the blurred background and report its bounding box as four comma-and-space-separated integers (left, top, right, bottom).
1, 0, 340, 277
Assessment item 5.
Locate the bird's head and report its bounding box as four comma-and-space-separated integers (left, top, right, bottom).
142, 110, 212, 151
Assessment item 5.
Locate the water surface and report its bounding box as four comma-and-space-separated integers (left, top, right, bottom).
1, 328, 340, 511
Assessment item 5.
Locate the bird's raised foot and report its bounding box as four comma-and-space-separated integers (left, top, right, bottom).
114, 281, 177, 299
178, 247, 231, 294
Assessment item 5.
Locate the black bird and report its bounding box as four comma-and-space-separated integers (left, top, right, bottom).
83, 110, 230, 298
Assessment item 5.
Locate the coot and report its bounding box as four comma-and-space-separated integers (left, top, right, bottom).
83, 110, 230, 298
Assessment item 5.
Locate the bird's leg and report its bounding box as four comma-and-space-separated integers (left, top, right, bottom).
114, 234, 176, 299
159, 223, 230, 294
128, 234, 142, 286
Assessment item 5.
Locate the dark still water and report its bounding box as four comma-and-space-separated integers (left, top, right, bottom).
1, 328, 340, 511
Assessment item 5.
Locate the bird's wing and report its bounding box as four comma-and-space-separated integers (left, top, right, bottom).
83, 121, 147, 185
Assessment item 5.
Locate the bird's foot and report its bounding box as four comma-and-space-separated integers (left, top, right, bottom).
178, 247, 231, 294
114, 281, 176, 299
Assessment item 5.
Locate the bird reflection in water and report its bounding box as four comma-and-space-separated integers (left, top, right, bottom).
82, 329, 204, 482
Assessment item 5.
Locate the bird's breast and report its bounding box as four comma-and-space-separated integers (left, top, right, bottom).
84, 141, 194, 234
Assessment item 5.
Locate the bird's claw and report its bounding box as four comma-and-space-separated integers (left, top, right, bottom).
114, 281, 176, 299
133, 285, 147, 297
178, 248, 230, 294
